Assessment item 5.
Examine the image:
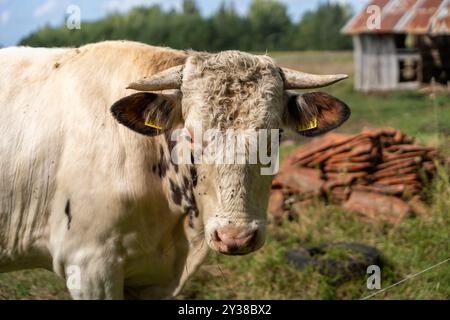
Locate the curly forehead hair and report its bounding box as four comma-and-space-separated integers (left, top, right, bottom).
183, 51, 284, 130
191, 50, 277, 77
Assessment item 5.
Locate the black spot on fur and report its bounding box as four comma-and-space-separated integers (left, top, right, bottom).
183, 176, 190, 190
157, 165, 162, 177
186, 206, 199, 229
181, 190, 191, 206
182, 189, 197, 213
64, 200, 72, 230
159, 146, 169, 178
156, 165, 161, 177
190, 167, 198, 187
164, 130, 177, 154
193, 207, 199, 218
169, 179, 182, 206
159, 161, 167, 178
188, 211, 195, 229
159, 145, 164, 161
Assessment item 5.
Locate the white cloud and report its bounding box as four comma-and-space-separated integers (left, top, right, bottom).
33, 0, 57, 18
330, 0, 351, 5
104, 0, 181, 14
0, 10, 10, 25
105, 0, 154, 13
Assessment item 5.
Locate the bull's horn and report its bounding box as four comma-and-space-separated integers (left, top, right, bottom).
281, 67, 348, 89
127, 65, 183, 91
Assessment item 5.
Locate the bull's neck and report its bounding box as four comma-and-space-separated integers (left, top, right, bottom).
152, 131, 199, 230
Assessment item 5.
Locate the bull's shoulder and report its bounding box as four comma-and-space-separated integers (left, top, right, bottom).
79, 40, 183, 55
74, 40, 188, 74
0, 41, 188, 85
0, 46, 68, 72
0, 46, 67, 57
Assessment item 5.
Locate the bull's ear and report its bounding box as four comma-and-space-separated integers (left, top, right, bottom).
283, 91, 350, 137
110, 92, 182, 136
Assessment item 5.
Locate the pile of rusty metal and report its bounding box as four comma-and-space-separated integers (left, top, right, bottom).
270, 128, 445, 224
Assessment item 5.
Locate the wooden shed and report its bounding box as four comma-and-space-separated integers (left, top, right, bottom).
342, 0, 450, 91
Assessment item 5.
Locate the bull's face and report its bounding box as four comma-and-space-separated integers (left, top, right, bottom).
111, 50, 350, 255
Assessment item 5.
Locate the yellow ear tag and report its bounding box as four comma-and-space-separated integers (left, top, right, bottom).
144, 120, 162, 130
298, 117, 318, 132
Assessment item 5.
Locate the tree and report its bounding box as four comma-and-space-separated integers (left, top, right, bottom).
208, 2, 248, 51
293, 2, 353, 50
19, 0, 353, 51
248, 0, 292, 51
182, 0, 200, 15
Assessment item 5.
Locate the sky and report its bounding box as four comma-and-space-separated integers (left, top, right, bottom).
0, 0, 365, 47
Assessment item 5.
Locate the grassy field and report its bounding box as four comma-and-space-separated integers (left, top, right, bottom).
273, 51, 450, 152
181, 170, 450, 299
0, 51, 449, 300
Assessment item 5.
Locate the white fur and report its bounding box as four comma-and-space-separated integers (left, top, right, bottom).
0, 41, 287, 299
0, 41, 207, 299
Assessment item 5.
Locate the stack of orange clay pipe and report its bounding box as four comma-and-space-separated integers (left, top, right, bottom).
270, 128, 445, 224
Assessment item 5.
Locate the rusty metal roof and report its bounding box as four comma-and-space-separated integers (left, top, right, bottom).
342, 0, 450, 35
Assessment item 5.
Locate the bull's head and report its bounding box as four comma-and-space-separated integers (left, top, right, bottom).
110, 51, 350, 255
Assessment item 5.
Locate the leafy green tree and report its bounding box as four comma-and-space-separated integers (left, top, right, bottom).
293, 2, 353, 50
248, 0, 292, 51
19, 0, 353, 51
208, 2, 249, 51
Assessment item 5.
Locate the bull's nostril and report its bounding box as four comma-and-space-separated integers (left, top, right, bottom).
249, 230, 258, 247
213, 230, 221, 242
214, 227, 259, 253
227, 244, 239, 253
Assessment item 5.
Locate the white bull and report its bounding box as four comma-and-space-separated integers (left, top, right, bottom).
0, 41, 350, 299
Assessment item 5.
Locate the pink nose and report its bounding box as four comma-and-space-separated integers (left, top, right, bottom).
213, 227, 258, 255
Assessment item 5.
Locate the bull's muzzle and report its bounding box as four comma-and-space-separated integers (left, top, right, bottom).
211, 226, 260, 255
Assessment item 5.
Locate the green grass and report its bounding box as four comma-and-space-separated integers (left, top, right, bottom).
0, 51, 449, 300
181, 167, 450, 300
0, 269, 69, 300
323, 81, 450, 152
2, 168, 448, 300
272, 50, 450, 153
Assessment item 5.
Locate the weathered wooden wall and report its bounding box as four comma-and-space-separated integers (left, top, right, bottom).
353, 34, 398, 92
